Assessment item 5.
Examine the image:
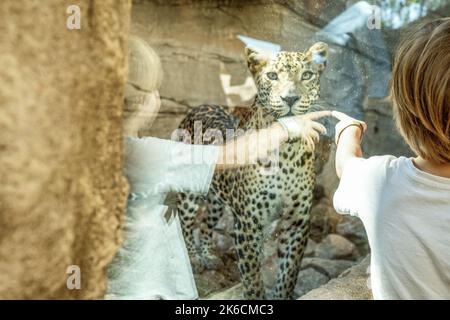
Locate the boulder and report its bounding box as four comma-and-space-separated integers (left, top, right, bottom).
336, 216, 366, 242
310, 198, 343, 242
214, 232, 235, 254
335, 215, 369, 256
315, 234, 358, 260
301, 257, 355, 279
299, 255, 372, 300
195, 269, 236, 297
315, 144, 340, 200
206, 283, 244, 300
261, 220, 280, 290
304, 238, 318, 257
294, 268, 330, 298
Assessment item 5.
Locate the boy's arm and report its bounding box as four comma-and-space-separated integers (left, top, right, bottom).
335, 127, 364, 178
332, 111, 367, 178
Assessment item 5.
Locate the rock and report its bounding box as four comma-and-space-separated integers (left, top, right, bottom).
315, 234, 358, 260
336, 216, 366, 241
195, 271, 229, 297
0, 0, 130, 299
140, 113, 186, 139
327, 206, 344, 234
206, 284, 244, 300
262, 254, 278, 291
299, 255, 372, 300
363, 100, 414, 158
215, 208, 235, 233
195, 260, 240, 298
310, 198, 343, 242
266, 219, 280, 239
335, 216, 370, 256
294, 268, 330, 298
315, 144, 340, 201
214, 232, 234, 254
314, 133, 333, 176
261, 220, 279, 290
222, 253, 240, 281
304, 238, 317, 257
301, 257, 355, 279
310, 201, 331, 242
313, 184, 326, 201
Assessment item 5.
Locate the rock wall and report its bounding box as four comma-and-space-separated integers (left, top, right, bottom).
131, 0, 329, 137
0, 0, 131, 299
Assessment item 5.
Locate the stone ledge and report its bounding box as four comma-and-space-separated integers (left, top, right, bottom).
299, 255, 372, 300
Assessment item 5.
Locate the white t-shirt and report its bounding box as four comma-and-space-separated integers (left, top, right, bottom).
106, 137, 219, 300
333, 155, 450, 300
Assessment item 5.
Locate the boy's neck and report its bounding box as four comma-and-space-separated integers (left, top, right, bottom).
413, 157, 450, 179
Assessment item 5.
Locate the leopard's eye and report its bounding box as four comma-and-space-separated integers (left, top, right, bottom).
301, 71, 314, 81
266, 72, 278, 80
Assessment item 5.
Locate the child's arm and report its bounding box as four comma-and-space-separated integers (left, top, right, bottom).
215, 111, 330, 170
332, 111, 367, 178
331, 111, 395, 219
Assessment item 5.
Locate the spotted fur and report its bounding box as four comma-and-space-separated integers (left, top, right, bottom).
177, 42, 328, 299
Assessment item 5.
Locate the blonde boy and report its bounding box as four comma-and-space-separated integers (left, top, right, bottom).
332, 18, 450, 299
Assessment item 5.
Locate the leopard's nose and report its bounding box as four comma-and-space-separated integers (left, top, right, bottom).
281, 95, 299, 107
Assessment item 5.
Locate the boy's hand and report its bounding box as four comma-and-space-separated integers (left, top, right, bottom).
331, 111, 367, 178
331, 111, 367, 145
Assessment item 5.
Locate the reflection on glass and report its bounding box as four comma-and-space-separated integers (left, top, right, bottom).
129, 0, 449, 300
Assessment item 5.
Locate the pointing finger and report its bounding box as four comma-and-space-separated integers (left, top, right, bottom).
331, 110, 354, 121
303, 110, 332, 120
332, 111, 366, 130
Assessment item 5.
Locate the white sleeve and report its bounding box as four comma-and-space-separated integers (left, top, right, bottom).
124, 137, 219, 195
333, 155, 395, 220
166, 140, 220, 194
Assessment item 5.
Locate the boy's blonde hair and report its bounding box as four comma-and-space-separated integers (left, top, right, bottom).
124, 36, 163, 121
390, 18, 450, 164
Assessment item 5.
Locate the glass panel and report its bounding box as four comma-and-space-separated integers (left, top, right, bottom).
130, 0, 450, 299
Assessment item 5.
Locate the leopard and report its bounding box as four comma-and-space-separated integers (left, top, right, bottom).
176, 42, 329, 300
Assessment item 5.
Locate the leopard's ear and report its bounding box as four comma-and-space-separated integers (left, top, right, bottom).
245, 47, 270, 76
306, 42, 328, 73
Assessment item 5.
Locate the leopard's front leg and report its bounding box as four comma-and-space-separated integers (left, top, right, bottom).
198, 191, 225, 270
273, 207, 311, 299
273, 155, 315, 299
177, 192, 204, 273
233, 212, 266, 299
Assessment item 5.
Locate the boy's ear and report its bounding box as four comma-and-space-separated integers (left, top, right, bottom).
245, 47, 271, 75
306, 42, 328, 73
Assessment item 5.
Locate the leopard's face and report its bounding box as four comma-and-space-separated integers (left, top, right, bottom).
246, 42, 328, 118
